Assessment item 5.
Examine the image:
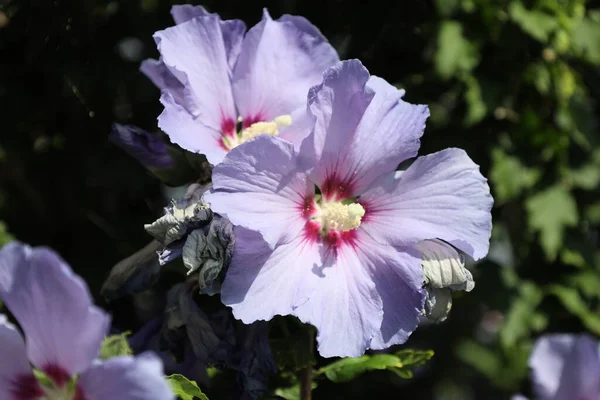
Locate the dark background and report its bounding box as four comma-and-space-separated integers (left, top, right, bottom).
1, 0, 599, 399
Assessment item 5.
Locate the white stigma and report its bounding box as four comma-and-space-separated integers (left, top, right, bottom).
317, 202, 365, 233
224, 114, 292, 150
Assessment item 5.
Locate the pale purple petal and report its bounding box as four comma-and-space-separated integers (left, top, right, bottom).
360, 148, 493, 260
221, 228, 384, 358
511, 396, 529, 400
299, 60, 429, 199
140, 59, 186, 105
529, 334, 575, 399
205, 135, 313, 248
0, 315, 43, 400
154, 15, 238, 131
364, 243, 425, 349
277, 106, 315, 148
78, 352, 174, 400
552, 334, 600, 400
170, 4, 209, 24
232, 9, 339, 124
0, 242, 110, 377
158, 91, 227, 165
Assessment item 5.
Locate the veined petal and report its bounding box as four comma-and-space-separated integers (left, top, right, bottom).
232, 9, 339, 124
158, 91, 227, 165
299, 60, 429, 199
221, 228, 384, 358
364, 243, 425, 350
360, 148, 493, 260
221, 228, 323, 323
77, 353, 174, 400
0, 315, 42, 400
0, 242, 110, 378
205, 135, 313, 248
154, 14, 240, 129
553, 334, 600, 399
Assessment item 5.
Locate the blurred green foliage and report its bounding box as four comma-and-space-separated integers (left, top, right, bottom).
1, 0, 599, 398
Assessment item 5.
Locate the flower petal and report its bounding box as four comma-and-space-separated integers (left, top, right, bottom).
299, 60, 429, 199
170, 4, 209, 24
110, 124, 174, 169
158, 91, 227, 165
205, 135, 313, 248
221, 228, 384, 358
529, 334, 576, 398
0, 242, 110, 377
356, 241, 425, 350
154, 14, 242, 131
0, 315, 42, 400
140, 59, 186, 105
232, 9, 339, 123
360, 148, 493, 260
553, 334, 600, 399
77, 353, 174, 400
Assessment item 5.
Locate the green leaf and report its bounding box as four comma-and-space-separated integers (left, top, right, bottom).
509, 1, 559, 42
490, 148, 541, 204
547, 285, 600, 334
319, 354, 401, 383
571, 17, 600, 64
585, 202, 600, 223
569, 163, 600, 190
463, 75, 487, 126
434, 0, 460, 16
317, 350, 433, 383
499, 282, 545, 348
525, 185, 578, 260
273, 373, 317, 400
525, 63, 551, 95
435, 21, 479, 80
166, 374, 209, 400
0, 222, 14, 247
99, 332, 133, 360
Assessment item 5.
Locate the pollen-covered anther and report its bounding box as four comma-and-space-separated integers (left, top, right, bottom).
319, 202, 365, 232
239, 114, 292, 143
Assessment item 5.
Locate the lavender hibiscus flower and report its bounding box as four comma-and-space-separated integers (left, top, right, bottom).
205, 59, 493, 358
514, 334, 600, 400
0, 242, 174, 400
142, 4, 339, 165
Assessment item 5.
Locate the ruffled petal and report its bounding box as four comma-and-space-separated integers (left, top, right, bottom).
299, 60, 429, 199
232, 9, 339, 126
360, 148, 493, 260
170, 4, 209, 24
553, 334, 600, 399
158, 91, 227, 165
205, 135, 313, 248
77, 353, 174, 400
221, 228, 384, 358
154, 14, 240, 131
0, 315, 42, 400
0, 242, 110, 377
